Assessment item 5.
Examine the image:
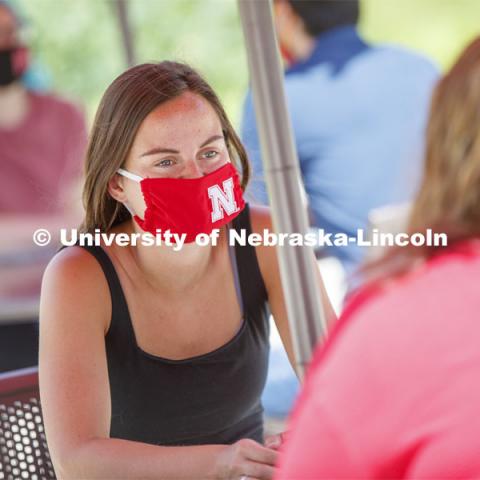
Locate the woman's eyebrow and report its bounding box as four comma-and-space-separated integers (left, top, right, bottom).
139, 134, 224, 157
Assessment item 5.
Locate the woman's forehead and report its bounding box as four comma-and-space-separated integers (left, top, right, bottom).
134, 92, 223, 148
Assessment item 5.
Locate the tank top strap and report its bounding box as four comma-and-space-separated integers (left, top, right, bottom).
226, 225, 245, 316
73, 244, 133, 338
230, 204, 269, 315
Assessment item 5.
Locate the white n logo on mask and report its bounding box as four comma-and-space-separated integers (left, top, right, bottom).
208, 177, 239, 223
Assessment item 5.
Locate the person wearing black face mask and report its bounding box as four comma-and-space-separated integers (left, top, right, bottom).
0, 1, 29, 129
0, 0, 87, 373
0, 41, 28, 86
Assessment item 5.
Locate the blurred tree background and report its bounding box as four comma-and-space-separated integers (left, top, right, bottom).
14, 0, 480, 129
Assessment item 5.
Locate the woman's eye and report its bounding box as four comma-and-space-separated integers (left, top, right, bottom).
202, 150, 219, 159
155, 159, 174, 167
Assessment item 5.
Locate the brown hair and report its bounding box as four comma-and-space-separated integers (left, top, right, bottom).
363, 36, 480, 282
80, 61, 250, 233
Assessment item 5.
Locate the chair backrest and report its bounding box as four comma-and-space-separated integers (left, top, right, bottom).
0, 367, 55, 480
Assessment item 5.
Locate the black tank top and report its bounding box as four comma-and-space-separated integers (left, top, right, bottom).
77, 204, 270, 446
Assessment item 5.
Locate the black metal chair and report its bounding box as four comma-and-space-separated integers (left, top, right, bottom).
0, 367, 55, 479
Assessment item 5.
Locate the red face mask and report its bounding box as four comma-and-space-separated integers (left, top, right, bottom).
117, 162, 245, 243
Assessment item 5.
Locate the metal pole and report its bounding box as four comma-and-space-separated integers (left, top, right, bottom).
113, 0, 136, 68
237, 0, 328, 379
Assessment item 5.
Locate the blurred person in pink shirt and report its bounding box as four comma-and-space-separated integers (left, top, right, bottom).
0, 1, 86, 217
0, 0, 87, 371
275, 36, 480, 479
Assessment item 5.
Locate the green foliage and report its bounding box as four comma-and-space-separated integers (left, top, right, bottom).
361, 0, 480, 70
19, 0, 248, 126
18, 0, 480, 130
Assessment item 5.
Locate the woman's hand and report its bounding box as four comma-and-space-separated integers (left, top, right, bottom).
214, 438, 278, 479
264, 431, 289, 451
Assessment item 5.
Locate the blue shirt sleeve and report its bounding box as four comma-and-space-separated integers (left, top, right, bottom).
240, 90, 270, 205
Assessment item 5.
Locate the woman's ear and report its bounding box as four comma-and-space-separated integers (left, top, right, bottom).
108, 173, 128, 203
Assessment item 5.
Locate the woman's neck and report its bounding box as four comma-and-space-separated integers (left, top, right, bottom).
117, 219, 224, 295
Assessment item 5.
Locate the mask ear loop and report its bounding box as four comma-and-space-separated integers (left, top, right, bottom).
116, 168, 143, 216
122, 202, 135, 217
117, 168, 143, 183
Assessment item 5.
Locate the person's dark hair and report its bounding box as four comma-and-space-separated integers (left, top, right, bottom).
288, 0, 360, 37
361, 36, 480, 284
81, 61, 250, 233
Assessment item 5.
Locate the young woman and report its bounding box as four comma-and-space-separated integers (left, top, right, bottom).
276, 37, 480, 478
39, 61, 335, 480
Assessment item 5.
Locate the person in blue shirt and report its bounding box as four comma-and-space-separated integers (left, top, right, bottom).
241, 0, 439, 420
241, 0, 438, 277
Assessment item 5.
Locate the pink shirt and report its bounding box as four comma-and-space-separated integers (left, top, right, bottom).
277, 240, 480, 479
0, 91, 87, 214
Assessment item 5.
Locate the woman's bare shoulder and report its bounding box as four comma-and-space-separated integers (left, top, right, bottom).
41, 246, 111, 334
248, 204, 273, 232
247, 205, 277, 279
44, 246, 107, 283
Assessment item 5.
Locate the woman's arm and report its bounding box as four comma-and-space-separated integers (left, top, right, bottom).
53, 437, 277, 480
39, 247, 277, 480
250, 205, 337, 374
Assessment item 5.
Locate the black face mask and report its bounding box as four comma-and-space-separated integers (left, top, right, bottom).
0, 47, 27, 87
